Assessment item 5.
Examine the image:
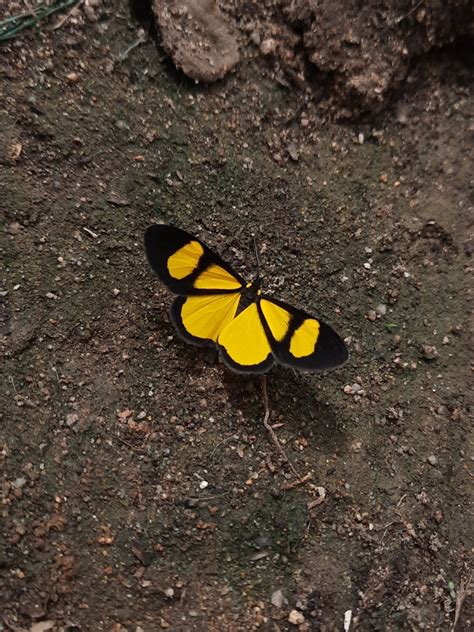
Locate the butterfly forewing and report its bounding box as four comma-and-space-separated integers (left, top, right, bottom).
258, 296, 348, 371
144, 224, 245, 295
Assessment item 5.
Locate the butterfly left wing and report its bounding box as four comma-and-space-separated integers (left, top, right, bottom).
170, 293, 242, 347
257, 296, 348, 371
144, 224, 246, 295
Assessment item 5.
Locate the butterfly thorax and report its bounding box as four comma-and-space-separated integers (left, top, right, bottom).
237, 278, 261, 314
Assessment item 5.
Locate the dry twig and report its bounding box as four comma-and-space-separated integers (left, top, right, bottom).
52, 0, 83, 30
452, 573, 472, 631
261, 375, 301, 479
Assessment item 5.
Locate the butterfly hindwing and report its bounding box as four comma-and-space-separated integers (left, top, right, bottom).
145, 224, 245, 295
170, 293, 242, 347
217, 303, 275, 374
258, 296, 348, 371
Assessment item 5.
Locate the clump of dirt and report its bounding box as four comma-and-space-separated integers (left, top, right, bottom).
153, 0, 240, 82
283, 0, 473, 115
152, 0, 472, 116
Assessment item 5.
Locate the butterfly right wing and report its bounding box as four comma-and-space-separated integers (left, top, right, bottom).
216, 302, 275, 373
257, 296, 348, 371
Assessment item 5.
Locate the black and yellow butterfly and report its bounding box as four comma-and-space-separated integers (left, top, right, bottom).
145, 224, 348, 374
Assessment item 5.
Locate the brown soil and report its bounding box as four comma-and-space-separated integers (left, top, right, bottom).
1, 1, 473, 631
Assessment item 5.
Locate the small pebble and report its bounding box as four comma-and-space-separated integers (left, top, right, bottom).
250, 31, 261, 45
375, 303, 387, 316
271, 589, 284, 608
288, 610, 305, 625
66, 413, 79, 427
428, 455, 437, 466
199, 480, 209, 490
112, 288, 120, 296
421, 344, 438, 360
260, 38, 277, 55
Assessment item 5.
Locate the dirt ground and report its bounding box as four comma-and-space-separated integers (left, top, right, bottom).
1, 1, 473, 631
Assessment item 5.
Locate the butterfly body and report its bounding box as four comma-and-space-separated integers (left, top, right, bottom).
145, 224, 348, 374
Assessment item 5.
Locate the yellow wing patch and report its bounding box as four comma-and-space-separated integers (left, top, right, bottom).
260, 298, 291, 342
180, 293, 241, 342
167, 240, 204, 280
194, 264, 243, 290
218, 303, 272, 367
289, 319, 320, 358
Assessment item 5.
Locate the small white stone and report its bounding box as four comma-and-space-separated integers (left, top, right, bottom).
271, 589, 284, 608
199, 480, 209, 490
260, 38, 277, 55
288, 609, 305, 625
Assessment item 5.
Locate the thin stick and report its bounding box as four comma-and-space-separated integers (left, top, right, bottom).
52, 0, 83, 31
116, 32, 147, 63
261, 375, 300, 478
452, 573, 472, 631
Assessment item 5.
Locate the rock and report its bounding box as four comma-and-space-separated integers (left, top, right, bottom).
271, 589, 284, 608
288, 609, 305, 625
153, 0, 239, 82
66, 413, 79, 427
427, 455, 437, 466
421, 344, 439, 360
260, 38, 277, 55
286, 142, 299, 161
30, 622, 56, 632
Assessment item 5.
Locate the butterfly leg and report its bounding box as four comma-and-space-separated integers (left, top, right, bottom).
261, 375, 301, 479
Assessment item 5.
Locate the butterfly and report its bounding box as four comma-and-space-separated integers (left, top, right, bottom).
144, 224, 348, 374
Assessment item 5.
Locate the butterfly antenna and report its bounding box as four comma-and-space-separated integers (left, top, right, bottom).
252, 236, 261, 283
